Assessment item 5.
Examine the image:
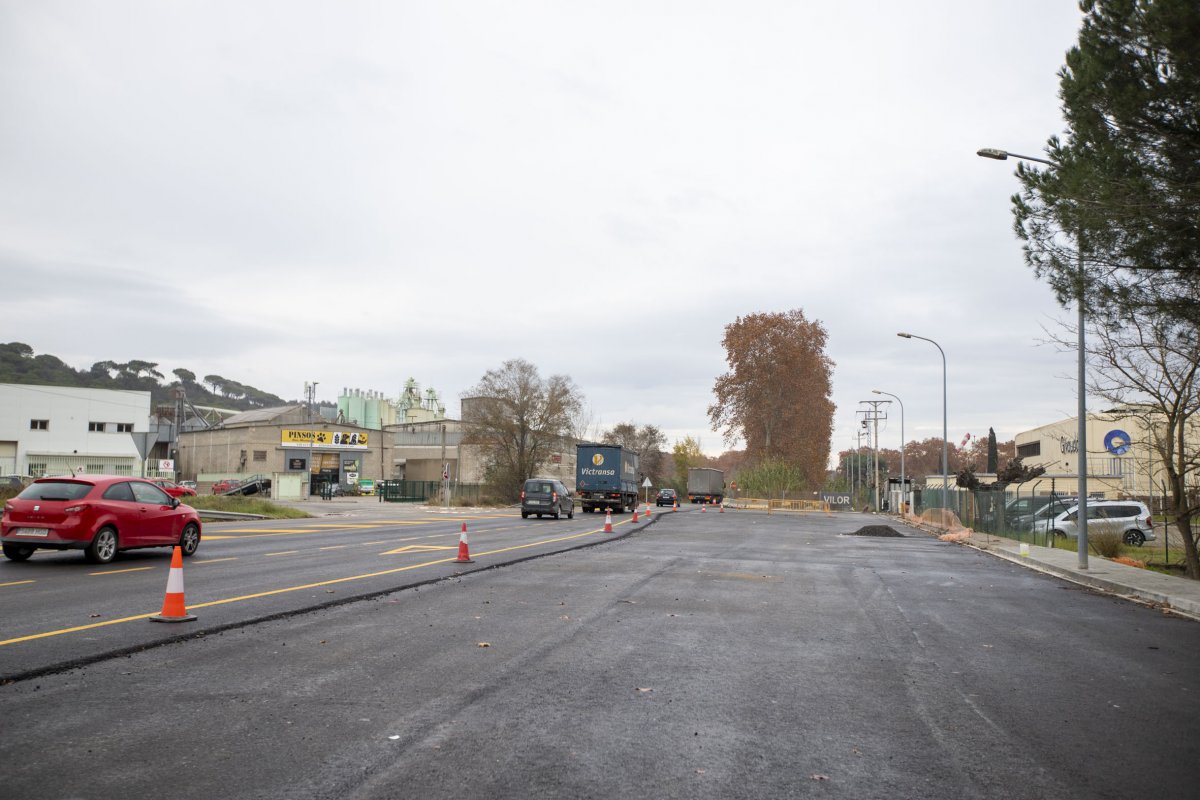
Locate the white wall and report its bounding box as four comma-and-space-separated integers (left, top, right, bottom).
0, 384, 151, 475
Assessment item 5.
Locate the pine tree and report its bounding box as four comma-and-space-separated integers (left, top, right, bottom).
1012, 0, 1200, 326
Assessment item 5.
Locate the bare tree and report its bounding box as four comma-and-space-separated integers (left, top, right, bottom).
462, 359, 584, 500
602, 422, 667, 485
1057, 315, 1200, 578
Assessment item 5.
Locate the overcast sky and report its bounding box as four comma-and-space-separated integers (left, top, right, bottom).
1, 1, 1088, 463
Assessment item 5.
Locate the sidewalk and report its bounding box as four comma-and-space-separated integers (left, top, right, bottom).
941, 526, 1200, 621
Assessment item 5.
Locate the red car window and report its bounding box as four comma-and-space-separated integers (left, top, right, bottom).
18, 481, 92, 501
130, 481, 172, 505
102, 482, 137, 502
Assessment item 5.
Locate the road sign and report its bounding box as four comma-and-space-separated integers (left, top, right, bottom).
641, 477, 652, 488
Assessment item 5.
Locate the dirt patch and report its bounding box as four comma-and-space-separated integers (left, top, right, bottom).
850, 525, 905, 538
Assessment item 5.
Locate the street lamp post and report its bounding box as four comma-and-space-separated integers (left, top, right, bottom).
897, 332, 948, 512
978, 146, 1089, 569
873, 389, 905, 513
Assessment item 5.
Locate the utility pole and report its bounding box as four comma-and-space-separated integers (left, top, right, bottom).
859, 401, 890, 512
440, 423, 449, 508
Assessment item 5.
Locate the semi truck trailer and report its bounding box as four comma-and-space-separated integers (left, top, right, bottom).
687, 467, 725, 505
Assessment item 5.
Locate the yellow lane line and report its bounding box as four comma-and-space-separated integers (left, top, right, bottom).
380, 545, 455, 555
90, 567, 154, 576
204, 520, 440, 540
0, 580, 35, 588
0, 521, 626, 647
265, 551, 300, 557
193, 558, 238, 565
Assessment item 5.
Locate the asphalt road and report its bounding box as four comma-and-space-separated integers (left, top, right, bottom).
2, 508, 1198, 800
0, 504, 638, 679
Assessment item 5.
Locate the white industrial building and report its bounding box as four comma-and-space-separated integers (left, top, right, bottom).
0, 383, 153, 477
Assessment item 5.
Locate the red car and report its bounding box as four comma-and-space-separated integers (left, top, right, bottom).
211, 479, 241, 494
1, 476, 202, 564
150, 478, 198, 498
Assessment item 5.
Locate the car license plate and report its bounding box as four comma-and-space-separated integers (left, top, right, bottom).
529, 499, 544, 505
15, 528, 50, 537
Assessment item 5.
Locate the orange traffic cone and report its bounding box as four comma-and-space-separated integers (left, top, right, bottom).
632, 506, 639, 522
604, 509, 613, 533
701, 502, 707, 513
673, 501, 678, 512
455, 523, 474, 563
150, 546, 196, 623
719, 503, 724, 513
645, 504, 652, 517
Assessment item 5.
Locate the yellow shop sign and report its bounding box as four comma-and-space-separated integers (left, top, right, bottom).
281, 429, 369, 448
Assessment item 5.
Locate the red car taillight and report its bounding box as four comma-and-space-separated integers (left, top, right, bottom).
1147, 515, 1153, 527
520, 490, 526, 500
552, 491, 558, 502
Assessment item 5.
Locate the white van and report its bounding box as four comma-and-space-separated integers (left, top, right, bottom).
1038, 500, 1155, 546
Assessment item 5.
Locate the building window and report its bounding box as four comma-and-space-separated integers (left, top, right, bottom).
28, 462, 47, 477
113, 464, 133, 476
1017, 441, 1041, 458
115, 423, 133, 433
87, 463, 105, 473
253, 450, 268, 461
31, 419, 48, 431
89, 422, 107, 432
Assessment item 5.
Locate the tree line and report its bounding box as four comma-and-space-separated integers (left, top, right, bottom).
0, 342, 288, 412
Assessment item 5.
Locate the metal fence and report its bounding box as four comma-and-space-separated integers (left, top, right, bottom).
377, 480, 485, 505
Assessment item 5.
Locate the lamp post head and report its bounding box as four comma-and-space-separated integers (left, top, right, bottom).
897, 332, 912, 339
976, 147, 1008, 160
871, 389, 882, 395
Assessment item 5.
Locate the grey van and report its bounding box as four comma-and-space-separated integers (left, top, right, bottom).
520, 478, 574, 520
1039, 500, 1155, 546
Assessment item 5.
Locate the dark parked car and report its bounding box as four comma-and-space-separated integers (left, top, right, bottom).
1, 476, 202, 564
521, 478, 574, 519
655, 488, 679, 507
0, 476, 31, 492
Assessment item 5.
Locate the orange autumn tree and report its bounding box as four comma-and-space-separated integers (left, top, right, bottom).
708, 309, 835, 491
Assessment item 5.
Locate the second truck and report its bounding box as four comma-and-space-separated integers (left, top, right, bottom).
687, 467, 725, 505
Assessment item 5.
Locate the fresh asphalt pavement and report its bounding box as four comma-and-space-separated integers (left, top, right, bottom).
2, 507, 1198, 800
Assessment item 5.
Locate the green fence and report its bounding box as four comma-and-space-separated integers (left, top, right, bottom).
917, 487, 1075, 546
377, 480, 484, 505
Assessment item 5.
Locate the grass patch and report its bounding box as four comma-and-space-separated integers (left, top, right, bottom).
184, 495, 311, 519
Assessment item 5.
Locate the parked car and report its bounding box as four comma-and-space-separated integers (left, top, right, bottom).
1011, 496, 1077, 531
520, 478, 574, 519
1, 475, 202, 564
1036, 500, 1155, 546
150, 478, 198, 498
655, 488, 679, 507
0, 476, 31, 492
211, 479, 241, 494
179, 480, 198, 491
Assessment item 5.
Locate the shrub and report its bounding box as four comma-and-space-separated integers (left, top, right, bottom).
1088, 530, 1124, 558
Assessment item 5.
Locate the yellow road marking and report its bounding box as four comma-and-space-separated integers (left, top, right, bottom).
0, 580, 35, 588
193, 558, 238, 565
265, 551, 300, 557
90, 567, 154, 576
380, 544, 455, 555
0, 521, 626, 647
